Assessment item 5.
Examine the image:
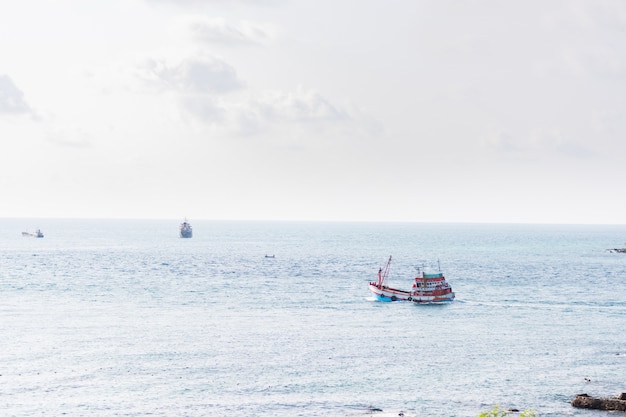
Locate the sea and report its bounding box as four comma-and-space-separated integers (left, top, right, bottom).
1, 219, 626, 417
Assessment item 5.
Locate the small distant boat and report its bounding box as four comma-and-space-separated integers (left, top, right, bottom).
265, 254, 275, 258
606, 244, 626, 253
368, 256, 455, 304
179, 219, 193, 238
22, 229, 44, 238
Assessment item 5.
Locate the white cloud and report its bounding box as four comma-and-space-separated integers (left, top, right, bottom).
188, 18, 273, 46
179, 87, 372, 139
46, 128, 92, 149
484, 126, 596, 160
252, 88, 348, 123
555, 140, 595, 159
132, 50, 372, 139
136, 55, 244, 94
527, 127, 595, 159
484, 130, 520, 152
181, 95, 225, 123
0, 75, 34, 116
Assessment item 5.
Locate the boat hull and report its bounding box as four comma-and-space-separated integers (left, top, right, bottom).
179, 221, 193, 238
22, 231, 44, 238
368, 283, 454, 304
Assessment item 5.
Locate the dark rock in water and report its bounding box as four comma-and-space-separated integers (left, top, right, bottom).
572, 394, 626, 411
367, 405, 383, 412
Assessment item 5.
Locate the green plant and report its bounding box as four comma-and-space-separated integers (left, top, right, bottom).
478, 405, 536, 417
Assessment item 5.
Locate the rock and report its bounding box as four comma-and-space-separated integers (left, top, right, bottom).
367, 405, 383, 412
572, 394, 626, 411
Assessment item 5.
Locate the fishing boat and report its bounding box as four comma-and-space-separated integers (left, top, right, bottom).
606, 244, 626, 253
606, 248, 626, 253
368, 256, 455, 303
22, 229, 44, 238
179, 219, 193, 238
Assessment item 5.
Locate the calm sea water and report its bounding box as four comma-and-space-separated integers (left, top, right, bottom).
1, 219, 625, 417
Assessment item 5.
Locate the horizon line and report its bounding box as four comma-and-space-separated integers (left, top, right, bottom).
2, 216, 625, 227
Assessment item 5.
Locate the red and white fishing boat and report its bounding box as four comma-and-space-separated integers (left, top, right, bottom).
368, 256, 455, 303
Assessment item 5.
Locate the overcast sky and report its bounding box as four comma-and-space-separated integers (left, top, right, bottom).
1, 0, 625, 223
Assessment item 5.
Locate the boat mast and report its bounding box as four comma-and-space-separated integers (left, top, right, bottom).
378, 256, 392, 286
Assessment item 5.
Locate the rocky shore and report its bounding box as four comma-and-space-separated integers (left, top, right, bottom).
572, 393, 626, 412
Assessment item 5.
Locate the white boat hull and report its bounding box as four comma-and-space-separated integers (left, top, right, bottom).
368, 283, 454, 304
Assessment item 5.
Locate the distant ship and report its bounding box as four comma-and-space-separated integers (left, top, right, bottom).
179, 219, 193, 238
606, 242, 626, 253
606, 247, 626, 253
22, 229, 44, 238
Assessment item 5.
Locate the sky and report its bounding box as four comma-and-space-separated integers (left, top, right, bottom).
1, 0, 626, 224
